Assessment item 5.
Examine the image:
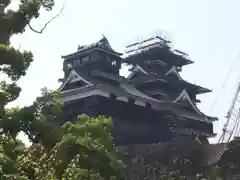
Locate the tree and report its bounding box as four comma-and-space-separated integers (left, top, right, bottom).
0, 1, 126, 179
0, 88, 126, 179
0, 0, 55, 126
0, 0, 55, 178
15, 114, 126, 179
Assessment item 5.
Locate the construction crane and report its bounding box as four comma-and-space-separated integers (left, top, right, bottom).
218, 81, 240, 143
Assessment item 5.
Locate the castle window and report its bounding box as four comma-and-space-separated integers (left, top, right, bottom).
81, 56, 89, 64
112, 60, 117, 66
146, 102, 151, 108
67, 63, 72, 70
73, 59, 81, 67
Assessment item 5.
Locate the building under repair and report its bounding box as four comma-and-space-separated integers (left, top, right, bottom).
56, 35, 226, 179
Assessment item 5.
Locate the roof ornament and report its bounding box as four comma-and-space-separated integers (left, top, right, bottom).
102, 34, 106, 39
98, 34, 115, 52
77, 44, 84, 50
97, 34, 107, 47
99, 34, 107, 43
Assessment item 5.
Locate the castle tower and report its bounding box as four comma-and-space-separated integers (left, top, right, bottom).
123, 36, 217, 141
57, 36, 217, 145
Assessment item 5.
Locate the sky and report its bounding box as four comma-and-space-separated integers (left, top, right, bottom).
7, 0, 240, 143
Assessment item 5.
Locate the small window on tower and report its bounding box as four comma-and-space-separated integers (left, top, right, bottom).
112, 60, 117, 66
67, 63, 72, 70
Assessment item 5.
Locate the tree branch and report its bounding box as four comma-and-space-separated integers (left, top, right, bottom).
28, 0, 67, 34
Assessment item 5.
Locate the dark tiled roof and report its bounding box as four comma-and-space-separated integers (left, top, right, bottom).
60, 70, 161, 105
90, 70, 128, 83
130, 69, 211, 94
123, 41, 193, 66
74, 70, 160, 103
60, 69, 217, 123
62, 37, 122, 59
166, 103, 218, 122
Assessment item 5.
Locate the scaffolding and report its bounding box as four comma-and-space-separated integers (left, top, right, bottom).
124, 36, 170, 57
123, 35, 191, 64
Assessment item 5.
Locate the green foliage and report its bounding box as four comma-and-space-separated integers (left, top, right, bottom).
0, 45, 33, 81
0, 1, 125, 179
0, 88, 63, 145
0, 134, 26, 179
0, 0, 55, 116
0, 1, 56, 178
1, 86, 125, 179
11, 115, 125, 179
58, 115, 125, 179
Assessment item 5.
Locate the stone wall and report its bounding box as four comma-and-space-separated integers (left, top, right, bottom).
117, 143, 227, 180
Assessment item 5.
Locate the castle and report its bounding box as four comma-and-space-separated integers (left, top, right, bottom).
57, 36, 217, 145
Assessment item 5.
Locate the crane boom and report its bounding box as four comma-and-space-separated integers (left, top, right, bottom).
219, 82, 240, 142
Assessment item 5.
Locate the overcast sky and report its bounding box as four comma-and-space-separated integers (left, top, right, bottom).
8, 0, 240, 143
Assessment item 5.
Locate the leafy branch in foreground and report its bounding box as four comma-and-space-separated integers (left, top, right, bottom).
14, 114, 126, 179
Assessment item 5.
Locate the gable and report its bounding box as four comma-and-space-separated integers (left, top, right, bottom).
99, 38, 112, 50
127, 64, 148, 79
97, 36, 120, 55
174, 89, 202, 115
165, 65, 182, 80
59, 69, 93, 91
